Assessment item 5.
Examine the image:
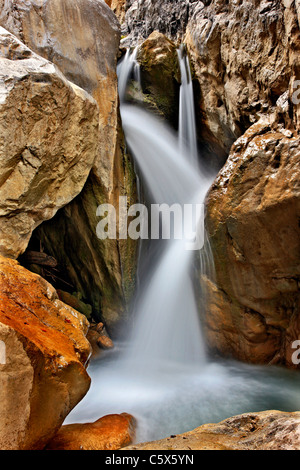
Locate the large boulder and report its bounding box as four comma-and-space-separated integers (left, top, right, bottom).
46, 413, 136, 450
0, 255, 92, 450
0, 0, 121, 194
205, 119, 300, 367
0, 27, 99, 259
124, 411, 300, 450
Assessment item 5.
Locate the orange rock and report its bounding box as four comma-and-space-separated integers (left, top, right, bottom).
46, 413, 136, 450
97, 334, 115, 350
0, 256, 92, 450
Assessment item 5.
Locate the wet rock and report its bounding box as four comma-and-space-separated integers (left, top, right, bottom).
137, 31, 180, 127
46, 413, 136, 450
185, 0, 300, 162
124, 411, 300, 450
0, 255, 92, 450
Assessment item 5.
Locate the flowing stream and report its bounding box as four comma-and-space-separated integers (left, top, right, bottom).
66, 47, 300, 443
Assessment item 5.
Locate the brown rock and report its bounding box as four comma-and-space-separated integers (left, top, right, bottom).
46, 413, 136, 450
0, 27, 99, 259
97, 334, 115, 350
205, 120, 300, 367
0, 255, 92, 450
185, 0, 300, 161
124, 411, 300, 450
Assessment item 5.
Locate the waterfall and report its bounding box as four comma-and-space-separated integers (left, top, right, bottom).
66, 47, 300, 444
177, 45, 198, 165
120, 104, 211, 368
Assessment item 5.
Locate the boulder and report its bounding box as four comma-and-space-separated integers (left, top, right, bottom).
124, 411, 300, 450
0, 255, 92, 450
0, 27, 99, 259
205, 119, 300, 367
46, 413, 136, 450
137, 31, 180, 127
0, 0, 121, 194
185, 0, 300, 161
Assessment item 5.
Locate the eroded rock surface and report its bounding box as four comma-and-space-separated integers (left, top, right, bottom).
205, 119, 300, 367
124, 411, 300, 450
0, 255, 91, 450
0, 27, 99, 259
46, 413, 136, 450
0, 0, 138, 330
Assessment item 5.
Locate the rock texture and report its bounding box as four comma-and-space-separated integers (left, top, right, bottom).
0, 255, 91, 450
46, 413, 136, 450
124, 411, 300, 450
205, 118, 300, 367
0, 27, 99, 258
185, 0, 300, 161
105, 0, 127, 25
120, 0, 300, 164
120, 0, 193, 45
0, 0, 138, 330
137, 31, 180, 127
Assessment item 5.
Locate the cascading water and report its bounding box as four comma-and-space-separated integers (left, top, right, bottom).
177, 45, 198, 165
66, 47, 300, 443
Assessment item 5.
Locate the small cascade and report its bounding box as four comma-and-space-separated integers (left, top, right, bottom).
177, 45, 198, 165
66, 47, 300, 444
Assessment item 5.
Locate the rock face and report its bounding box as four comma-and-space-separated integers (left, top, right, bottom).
205, 119, 300, 367
0, 0, 138, 330
185, 0, 300, 161
124, 411, 300, 450
46, 413, 136, 450
121, 0, 193, 45
0, 27, 99, 259
0, 255, 92, 450
137, 31, 180, 127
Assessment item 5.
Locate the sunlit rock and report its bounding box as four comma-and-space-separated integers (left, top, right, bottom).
0, 256, 91, 450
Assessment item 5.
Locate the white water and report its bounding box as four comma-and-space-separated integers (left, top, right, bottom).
66, 48, 300, 443
178, 45, 198, 165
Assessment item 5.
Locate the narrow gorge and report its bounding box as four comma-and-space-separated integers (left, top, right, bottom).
0, 0, 299, 452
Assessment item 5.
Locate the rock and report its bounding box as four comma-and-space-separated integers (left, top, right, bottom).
87, 323, 114, 356
137, 31, 180, 127
124, 411, 300, 450
0, 255, 92, 450
0, 0, 121, 194
205, 120, 300, 367
46, 413, 136, 450
57, 290, 93, 320
121, 0, 193, 46
0, 27, 99, 259
105, 0, 127, 25
185, 0, 300, 162
97, 334, 115, 350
